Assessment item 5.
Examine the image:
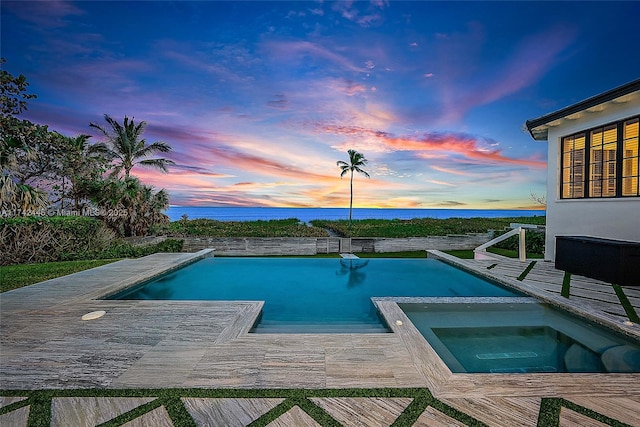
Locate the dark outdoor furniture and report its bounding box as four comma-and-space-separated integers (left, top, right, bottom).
555, 236, 640, 286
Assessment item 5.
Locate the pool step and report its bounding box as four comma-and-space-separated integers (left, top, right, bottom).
476, 351, 538, 360
490, 366, 557, 373
252, 320, 389, 334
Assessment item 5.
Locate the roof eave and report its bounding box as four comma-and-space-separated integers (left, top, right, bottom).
526, 78, 640, 141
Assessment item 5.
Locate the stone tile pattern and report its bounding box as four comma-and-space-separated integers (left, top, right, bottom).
1, 392, 635, 426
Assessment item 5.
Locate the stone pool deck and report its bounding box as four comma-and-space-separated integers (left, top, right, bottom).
1, 249, 639, 426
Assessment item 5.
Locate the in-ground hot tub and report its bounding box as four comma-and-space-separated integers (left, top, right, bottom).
400, 300, 640, 374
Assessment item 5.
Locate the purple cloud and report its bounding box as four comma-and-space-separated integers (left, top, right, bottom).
3, 0, 83, 28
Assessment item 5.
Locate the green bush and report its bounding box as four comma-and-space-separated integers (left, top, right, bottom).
157, 218, 329, 237
0, 216, 115, 265
87, 239, 184, 260
494, 230, 545, 255
310, 216, 546, 238
0, 216, 184, 265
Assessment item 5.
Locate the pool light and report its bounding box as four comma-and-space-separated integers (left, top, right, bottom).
81, 310, 106, 321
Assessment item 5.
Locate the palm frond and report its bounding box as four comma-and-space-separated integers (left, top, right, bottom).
138, 158, 175, 172
137, 141, 173, 157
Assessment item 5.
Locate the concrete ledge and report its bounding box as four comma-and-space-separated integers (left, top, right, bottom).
181, 235, 493, 255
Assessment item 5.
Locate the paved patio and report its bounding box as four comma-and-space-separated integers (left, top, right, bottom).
1, 249, 639, 426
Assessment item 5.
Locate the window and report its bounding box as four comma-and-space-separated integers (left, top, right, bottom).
561, 115, 640, 199
589, 124, 617, 197
623, 118, 639, 196
562, 133, 585, 198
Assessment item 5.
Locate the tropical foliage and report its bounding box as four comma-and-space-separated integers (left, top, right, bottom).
310, 216, 546, 238
337, 149, 370, 224
1, 59, 49, 212
159, 218, 329, 238
89, 114, 175, 178
0, 215, 184, 266
0, 59, 172, 237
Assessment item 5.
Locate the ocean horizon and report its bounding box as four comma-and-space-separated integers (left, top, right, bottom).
166, 207, 545, 223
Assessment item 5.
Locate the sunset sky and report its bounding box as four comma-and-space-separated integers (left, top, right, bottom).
3, 1, 639, 209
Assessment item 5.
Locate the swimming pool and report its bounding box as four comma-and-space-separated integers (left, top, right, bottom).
400, 301, 640, 373
108, 257, 521, 333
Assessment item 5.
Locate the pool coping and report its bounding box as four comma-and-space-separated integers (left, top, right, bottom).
373, 299, 640, 398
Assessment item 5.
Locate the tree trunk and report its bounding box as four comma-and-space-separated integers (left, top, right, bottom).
349, 169, 353, 225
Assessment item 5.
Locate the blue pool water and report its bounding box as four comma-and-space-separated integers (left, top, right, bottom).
401, 302, 640, 373
109, 258, 521, 333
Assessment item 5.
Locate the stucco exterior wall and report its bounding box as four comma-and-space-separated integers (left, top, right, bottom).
545, 100, 640, 260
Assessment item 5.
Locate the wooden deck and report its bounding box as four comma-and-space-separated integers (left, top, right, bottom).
1, 250, 640, 426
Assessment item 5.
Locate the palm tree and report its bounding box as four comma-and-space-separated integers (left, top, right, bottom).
89, 114, 175, 178
337, 149, 370, 224
59, 134, 109, 209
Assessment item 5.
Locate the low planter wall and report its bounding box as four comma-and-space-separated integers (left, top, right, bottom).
180, 233, 493, 255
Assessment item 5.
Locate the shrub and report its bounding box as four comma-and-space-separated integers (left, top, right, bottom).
88, 238, 184, 260
0, 216, 115, 265
494, 230, 545, 255
310, 216, 546, 238
0, 216, 184, 265
157, 218, 329, 237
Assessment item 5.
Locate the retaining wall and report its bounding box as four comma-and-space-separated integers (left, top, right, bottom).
180, 233, 493, 256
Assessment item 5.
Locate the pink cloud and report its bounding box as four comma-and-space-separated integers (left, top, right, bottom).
314, 123, 546, 168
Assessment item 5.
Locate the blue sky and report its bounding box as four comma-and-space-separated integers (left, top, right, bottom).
3, 1, 639, 209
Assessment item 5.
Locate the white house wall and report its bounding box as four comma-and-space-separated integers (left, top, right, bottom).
545, 99, 640, 260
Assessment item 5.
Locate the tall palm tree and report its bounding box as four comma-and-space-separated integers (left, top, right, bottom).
89, 114, 175, 178
337, 149, 370, 224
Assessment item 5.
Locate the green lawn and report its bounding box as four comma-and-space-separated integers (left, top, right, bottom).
0, 259, 120, 293
355, 251, 427, 258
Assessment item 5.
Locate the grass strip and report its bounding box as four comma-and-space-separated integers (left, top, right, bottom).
391, 388, 433, 426
561, 272, 571, 298
248, 398, 299, 427
26, 392, 52, 427
162, 396, 198, 427
612, 284, 640, 324
560, 398, 633, 427
0, 398, 30, 416
428, 398, 489, 427
97, 399, 163, 427
537, 398, 561, 427
355, 251, 427, 258
517, 261, 537, 281
294, 398, 343, 427
249, 397, 342, 426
